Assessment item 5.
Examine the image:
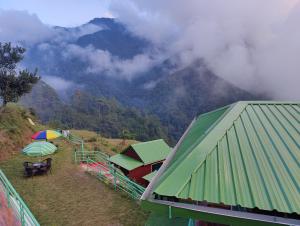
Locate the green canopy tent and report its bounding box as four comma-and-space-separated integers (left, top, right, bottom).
22, 141, 57, 157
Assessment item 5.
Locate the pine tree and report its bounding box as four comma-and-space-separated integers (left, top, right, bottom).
0, 42, 40, 106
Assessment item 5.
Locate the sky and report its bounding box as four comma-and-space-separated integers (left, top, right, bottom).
0, 0, 112, 26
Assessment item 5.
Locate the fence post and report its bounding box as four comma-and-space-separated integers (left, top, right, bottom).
81, 141, 86, 162
113, 169, 117, 191
20, 201, 25, 226
5, 184, 10, 208
74, 149, 77, 164
81, 141, 84, 153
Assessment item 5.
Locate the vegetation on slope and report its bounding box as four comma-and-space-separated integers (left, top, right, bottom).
71, 129, 139, 156
0, 104, 43, 160
21, 82, 169, 143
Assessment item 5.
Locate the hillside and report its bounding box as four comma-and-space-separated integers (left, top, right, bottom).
70, 129, 139, 156
0, 104, 44, 160
20, 81, 169, 143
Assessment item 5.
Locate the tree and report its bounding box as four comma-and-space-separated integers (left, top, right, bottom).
0, 42, 40, 106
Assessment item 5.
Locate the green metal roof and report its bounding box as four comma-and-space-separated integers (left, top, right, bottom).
143, 170, 158, 182
128, 139, 171, 165
153, 101, 300, 214
109, 154, 143, 171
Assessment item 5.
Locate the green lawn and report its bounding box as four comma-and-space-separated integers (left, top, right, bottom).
70, 129, 138, 155
0, 139, 148, 226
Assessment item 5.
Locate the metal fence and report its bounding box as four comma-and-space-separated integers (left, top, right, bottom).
68, 134, 145, 200
0, 170, 40, 226
74, 150, 145, 200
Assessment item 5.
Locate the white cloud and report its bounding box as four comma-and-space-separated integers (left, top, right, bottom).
63, 44, 160, 79
42, 75, 74, 92
110, 0, 300, 99
0, 9, 103, 45
0, 9, 54, 44
53, 23, 103, 43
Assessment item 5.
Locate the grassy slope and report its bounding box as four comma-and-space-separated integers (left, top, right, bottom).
0, 103, 45, 161
0, 105, 148, 226
71, 129, 139, 156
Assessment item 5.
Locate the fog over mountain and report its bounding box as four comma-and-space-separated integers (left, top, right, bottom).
109, 0, 300, 100
1, 1, 300, 99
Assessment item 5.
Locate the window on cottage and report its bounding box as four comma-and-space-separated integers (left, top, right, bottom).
152, 162, 163, 171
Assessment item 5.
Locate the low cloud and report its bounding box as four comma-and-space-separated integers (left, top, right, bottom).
0, 9, 154, 80
42, 75, 75, 92
0, 10, 54, 44
0, 9, 102, 45
2, 4, 300, 99
63, 44, 160, 79
53, 23, 103, 43
110, 0, 300, 99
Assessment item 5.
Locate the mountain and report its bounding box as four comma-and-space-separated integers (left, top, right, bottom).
21, 18, 264, 143
20, 81, 64, 122
20, 81, 169, 142
77, 18, 150, 59
129, 65, 258, 139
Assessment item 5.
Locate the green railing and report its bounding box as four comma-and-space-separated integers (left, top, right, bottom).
0, 170, 40, 226
73, 149, 109, 163
67, 133, 83, 145
85, 157, 145, 200
66, 133, 145, 200
74, 150, 145, 200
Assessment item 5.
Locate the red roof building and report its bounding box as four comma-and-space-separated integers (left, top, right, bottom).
109, 139, 171, 186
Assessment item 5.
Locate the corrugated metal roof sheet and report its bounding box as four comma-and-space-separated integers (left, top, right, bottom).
143, 170, 158, 182
109, 154, 143, 171
130, 139, 171, 164
153, 101, 300, 214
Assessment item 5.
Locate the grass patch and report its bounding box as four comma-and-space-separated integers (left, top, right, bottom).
71, 130, 138, 155
0, 139, 148, 226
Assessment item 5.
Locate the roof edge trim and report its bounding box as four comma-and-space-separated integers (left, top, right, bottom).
142, 199, 300, 226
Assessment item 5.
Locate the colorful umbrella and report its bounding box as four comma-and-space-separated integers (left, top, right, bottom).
31, 130, 62, 140
22, 141, 57, 157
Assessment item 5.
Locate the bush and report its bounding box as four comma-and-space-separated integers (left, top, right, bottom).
87, 137, 97, 142
111, 147, 118, 153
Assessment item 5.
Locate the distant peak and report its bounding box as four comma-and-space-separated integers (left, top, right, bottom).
88, 17, 116, 26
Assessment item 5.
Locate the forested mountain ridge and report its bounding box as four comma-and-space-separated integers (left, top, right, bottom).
21, 18, 264, 143
20, 81, 169, 142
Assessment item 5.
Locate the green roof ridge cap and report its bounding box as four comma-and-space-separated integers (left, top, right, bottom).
237, 100, 300, 105
131, 139, 164, 147
195, 104, 233, 119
